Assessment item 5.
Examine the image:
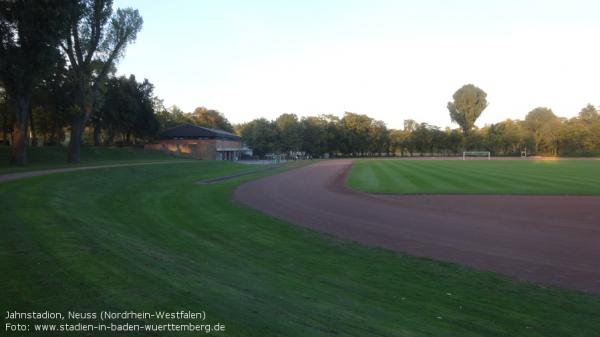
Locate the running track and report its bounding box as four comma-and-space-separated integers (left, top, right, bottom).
234, 160, 600, 293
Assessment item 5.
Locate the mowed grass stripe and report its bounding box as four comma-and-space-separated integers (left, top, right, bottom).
364, 161, 385, 191
370, 161, 517, 194
456, 162, 595, 190
373, 161, 431, 191
381, 162, 461, 193
377, 161, 438, 192
420, 161, 592, 194
441, 163, 554, 193
348, 159, 600, 195
400, 162, 498, 193
455, 161, 600, 194
419, 161, 567, 192
388, 161, 590, 194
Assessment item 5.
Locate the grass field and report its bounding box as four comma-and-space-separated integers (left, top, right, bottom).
2, 159, 600, 336
347, 159, 600, 195
0, 146, 180, 174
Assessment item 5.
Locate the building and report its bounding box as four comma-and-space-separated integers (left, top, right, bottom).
145, 124, 251, 160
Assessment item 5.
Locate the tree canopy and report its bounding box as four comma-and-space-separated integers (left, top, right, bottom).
61, 0, 143, 162
190, 107, 234, 132
0, 0, 75, 164
524, 107, 559, 154
448, 84, 488, 135
236, 101, 600, 159
94, 75, 158, 144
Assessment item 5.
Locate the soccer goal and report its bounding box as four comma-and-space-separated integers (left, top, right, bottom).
462, 151, 491, 160
520, 149, 528, 158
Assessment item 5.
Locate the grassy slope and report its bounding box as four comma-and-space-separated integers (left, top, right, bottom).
0, 146, 180, 174
348, 159, 600, 195
1, 161, 599, 336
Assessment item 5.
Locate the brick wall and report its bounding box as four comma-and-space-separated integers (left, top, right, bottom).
145, 139, 243, 160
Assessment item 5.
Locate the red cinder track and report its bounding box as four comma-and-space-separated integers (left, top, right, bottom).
234, 160, 600, 293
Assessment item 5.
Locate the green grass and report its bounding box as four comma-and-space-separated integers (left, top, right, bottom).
347, 159, 600, 195
0, 146, 181, 174
1, 161, 599, 336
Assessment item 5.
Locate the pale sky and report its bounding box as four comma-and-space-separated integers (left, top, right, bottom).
113, 0, 600, 129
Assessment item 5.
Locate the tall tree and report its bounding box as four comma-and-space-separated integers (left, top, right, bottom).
341, 112, 373, 156
0, 1, 74, 164
300, 116, 328, 157
578, 104, 599, 124
445, 128, 464, 155
322, 114, 344, 156
61, 0, 142, 162
239, 118, 277, 156
447, 84, 488, 136
368, 120, 389, 155
96, 75, 157, 144
524, 107, 558, 154
0, 83, 10, 143
275, 113, 302, 153
190, 107, 234, 132
156, 105, 192, 130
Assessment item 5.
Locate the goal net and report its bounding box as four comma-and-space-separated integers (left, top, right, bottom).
462, 151, 491, 160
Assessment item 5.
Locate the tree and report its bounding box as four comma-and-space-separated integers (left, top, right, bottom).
368, 120, 389, 155
31, 66, 72, 146
275, 113, 302, 153
300, 116, 328, 157
558, 118, 588, 154
444, 128, 463, 155
577, 105, 600, 152
96, 75, 158, 144
0, 1, 75, 164
341, 112, 373, 156
524, 107, 559, 154
0, 83, 11, 143
447, 84, 488, 136
483, 121, 525, 155
190, 107, 233, 132
578, 104, 599, 124
157, 105, 191, 130
410, 123, 435, 156
464, 128, 486, 151
239, 118, 277, 156
61, 0, 143, 163
321, 114, 344, 156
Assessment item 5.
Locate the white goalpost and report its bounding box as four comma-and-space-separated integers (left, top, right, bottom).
462, 151, 491, 160
521, 148, 528, 158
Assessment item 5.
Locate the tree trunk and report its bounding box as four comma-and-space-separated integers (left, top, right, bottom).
68, 102, 93, 163
68, 117, 84, 163
29, 108, 37, 147
93, 124, 101, 146
1, 113, 7, 143
48, 112, 58, 144
106, 127, 115, 145
49, 122, 56, 144
11, 95, 30, 165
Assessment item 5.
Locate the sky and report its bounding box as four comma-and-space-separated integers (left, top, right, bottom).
113, 0, 600, 129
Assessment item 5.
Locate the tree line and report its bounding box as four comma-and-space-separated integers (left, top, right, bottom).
237, 85, 600, 158
2, 2, 599, 165
1, 0, 152, 164
0, 0, 245, 166
237, 113, 389, 157
155, 105, 234, 133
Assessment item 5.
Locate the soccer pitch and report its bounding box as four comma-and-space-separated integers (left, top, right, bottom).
347, 159, 600, 195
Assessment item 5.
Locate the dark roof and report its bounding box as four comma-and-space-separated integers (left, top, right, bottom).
160, 124, 240, 141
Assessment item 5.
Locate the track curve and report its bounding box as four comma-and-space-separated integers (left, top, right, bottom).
234, 160, 600, 293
